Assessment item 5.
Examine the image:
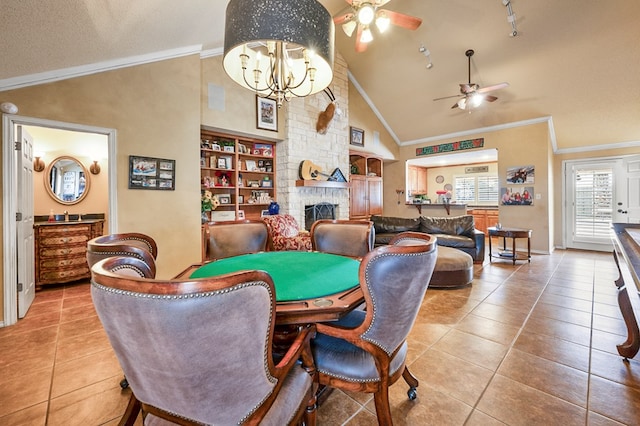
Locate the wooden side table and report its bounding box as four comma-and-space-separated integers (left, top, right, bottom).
487, 227, 532, 265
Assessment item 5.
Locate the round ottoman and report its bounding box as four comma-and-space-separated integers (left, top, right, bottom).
429, 246, 474, 288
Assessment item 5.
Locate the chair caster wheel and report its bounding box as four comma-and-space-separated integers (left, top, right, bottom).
407, 387, 417, 400
120, 378, 129, 389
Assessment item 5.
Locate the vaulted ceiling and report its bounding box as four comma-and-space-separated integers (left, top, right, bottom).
2, 0, 639, 152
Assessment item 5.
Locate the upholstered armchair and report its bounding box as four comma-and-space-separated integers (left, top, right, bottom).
310, 219, 374, 259
204, 220, 269, 261
91, 256, 317, 426
262, 214, 312, 251
311, 233, 437, 425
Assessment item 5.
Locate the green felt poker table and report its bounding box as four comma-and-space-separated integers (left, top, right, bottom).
175, 251, 364, 325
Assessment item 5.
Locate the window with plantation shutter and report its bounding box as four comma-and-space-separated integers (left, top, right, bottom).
454, 174, 499, 205
574, 167, 613, 241
478, 176, 499, 203
454, 177, 475, 203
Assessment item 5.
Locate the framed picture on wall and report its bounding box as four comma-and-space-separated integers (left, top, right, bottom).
350, 126, 364, 147
128, 155, 175, 190
256, 96, 278, 131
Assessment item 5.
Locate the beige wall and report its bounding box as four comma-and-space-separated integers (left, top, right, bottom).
1, 55, 203, 287
346, 81, 399, 161
200, 56, 284, 141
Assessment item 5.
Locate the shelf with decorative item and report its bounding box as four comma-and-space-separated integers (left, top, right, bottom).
295, 179, 350, 188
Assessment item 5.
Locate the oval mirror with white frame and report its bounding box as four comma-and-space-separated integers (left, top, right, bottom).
44, 156, 90, 205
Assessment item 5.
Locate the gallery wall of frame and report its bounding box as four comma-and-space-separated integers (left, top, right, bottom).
200, 128, 276, 223
129, 156, 176, 190
501, 165, 535, 206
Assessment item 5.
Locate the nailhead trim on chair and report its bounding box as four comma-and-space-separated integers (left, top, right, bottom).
362, 251, 431, 356
110, 264, 148, 277
95, 250, 147, 261
93, 279, 279, 424
115, 237, 155, 255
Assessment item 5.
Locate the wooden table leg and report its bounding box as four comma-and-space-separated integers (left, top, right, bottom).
512, 237, 517, 265
488, 234, 493, 262
613, 250, 640, 359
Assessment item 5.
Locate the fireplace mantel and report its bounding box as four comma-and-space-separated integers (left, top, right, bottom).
295, 180, 350, 189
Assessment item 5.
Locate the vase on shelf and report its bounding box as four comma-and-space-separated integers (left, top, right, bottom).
268, 201, 280, 215
202, 211, 210, 224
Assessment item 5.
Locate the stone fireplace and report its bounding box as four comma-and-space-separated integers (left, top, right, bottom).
274, 54, 351, 227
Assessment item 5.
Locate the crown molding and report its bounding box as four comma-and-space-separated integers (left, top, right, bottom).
0, 45, 202, 92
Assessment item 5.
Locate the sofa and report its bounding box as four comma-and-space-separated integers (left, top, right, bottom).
371, 215, 485, 263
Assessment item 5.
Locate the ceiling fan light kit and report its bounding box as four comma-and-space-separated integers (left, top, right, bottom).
334, 0, 422, 52
433, 49, 509, 111
223, 0, 335, 107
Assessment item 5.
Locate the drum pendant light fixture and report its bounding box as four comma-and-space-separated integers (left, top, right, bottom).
223, 0, 335, 108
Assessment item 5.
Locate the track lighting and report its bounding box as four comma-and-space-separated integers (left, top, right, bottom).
502, 0, 518, 37
419, 45, 433, 69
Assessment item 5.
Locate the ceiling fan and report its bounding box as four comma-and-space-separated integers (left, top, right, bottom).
333, 0, 422, 53
433, 49, 509, 111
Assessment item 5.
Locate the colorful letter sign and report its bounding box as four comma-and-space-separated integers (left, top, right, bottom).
416, 138, 484, 156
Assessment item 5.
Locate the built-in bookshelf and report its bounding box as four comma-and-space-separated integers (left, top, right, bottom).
200, 129, 276, 221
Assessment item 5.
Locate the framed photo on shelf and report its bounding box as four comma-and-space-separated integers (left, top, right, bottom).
245, 160, 257, 171
261, 179, 272, 188
238, 195, 244, 204
223, 145, 234, 153
260, 210, 270, 217
238, 210, 245, 220
238, 143, 248, 154
211, 143, 221, 151
217, 158, 227, 169
256, 96, 278, 131
129, 155, 175, 190
350, 126, 364, 147
218, 194, 231, 204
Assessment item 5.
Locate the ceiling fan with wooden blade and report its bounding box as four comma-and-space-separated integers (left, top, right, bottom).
334, 0, 422, 53
433, 49, 509, 110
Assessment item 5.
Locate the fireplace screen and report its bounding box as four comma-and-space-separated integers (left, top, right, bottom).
305, 202, 337, 230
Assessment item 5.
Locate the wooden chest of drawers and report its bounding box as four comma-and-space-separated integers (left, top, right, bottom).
34, 220, 104, 288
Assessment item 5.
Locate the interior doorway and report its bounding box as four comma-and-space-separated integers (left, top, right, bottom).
2, 115, 117, 327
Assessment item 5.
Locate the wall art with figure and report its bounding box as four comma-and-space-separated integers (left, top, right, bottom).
506, 165, 535, 184
501, 186, 534, 205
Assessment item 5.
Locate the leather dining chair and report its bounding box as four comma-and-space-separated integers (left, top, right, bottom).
86, 233, 158, 391
310, 232, 438, 425
310, 219, 374, 259
87, 232, 158, 277
87, 232, 158, 258
204, 219, 269, 261
91, 256, 317, 426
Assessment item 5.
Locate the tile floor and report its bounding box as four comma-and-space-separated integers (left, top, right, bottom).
1, 249, 639, 425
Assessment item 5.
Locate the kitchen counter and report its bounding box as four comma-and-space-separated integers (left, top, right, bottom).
406, 203, 466, 216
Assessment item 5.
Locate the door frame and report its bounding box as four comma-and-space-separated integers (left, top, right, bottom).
561, 155, 627, 251
2, 114, 117, 327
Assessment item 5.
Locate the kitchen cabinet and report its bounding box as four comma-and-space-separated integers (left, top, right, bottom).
408, 166, 427, 196
469, 208, 499, 234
